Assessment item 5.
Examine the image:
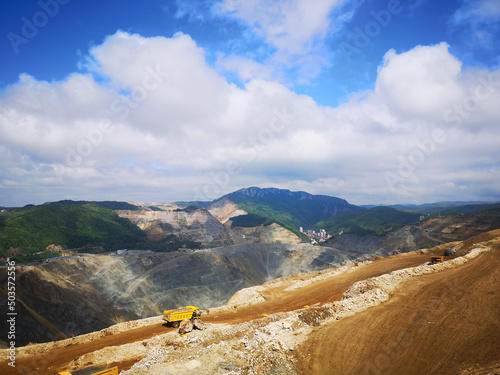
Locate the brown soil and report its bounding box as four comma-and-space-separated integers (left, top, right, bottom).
204, 250, 441, 325
0, 323, 173, 375
1, 231, 498, 375
295, 230, 500, 374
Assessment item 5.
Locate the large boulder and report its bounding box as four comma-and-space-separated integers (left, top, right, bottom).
193, 319, 206, 330
179, 319, 194, 335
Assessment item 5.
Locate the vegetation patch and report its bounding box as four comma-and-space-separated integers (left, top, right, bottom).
230, 214, 275, 227
220, 188, 360, 229
173, 205, 200, 213
0, 203, 147, 262
314, 206, 421, 235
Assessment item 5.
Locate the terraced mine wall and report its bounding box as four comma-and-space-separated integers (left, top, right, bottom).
1, 243, 363, 346
4, 209, 499, 345
2, 210, 500, 347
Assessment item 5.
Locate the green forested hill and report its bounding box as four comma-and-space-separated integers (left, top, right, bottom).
0, 203, 146, 261
220, 187, 362, 229
313, 206, 421, 235
46, 200, 140, 210
230, 213, 276, 227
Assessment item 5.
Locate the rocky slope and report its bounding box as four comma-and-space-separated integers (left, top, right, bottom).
123, 236, 500, 375
116, 203, 302, 248
324, 210, 500, 255
207, 198, 248, 224
2, 231, 498, 375
116, 206, 235, 248
217, 187, 361, 228
0, 243, 354, 346
229, 223, 302, 245
2, 211, 499, 347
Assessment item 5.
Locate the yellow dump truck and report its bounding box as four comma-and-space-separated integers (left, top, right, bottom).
58, 365, 118, 375
163, 305, 201, 327
431, 255, 444, 264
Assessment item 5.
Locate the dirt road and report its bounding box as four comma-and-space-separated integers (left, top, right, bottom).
0, 322, 174, 375
0, 232, 495, 375
204, 251, 443, 325
296, 232, 500, 374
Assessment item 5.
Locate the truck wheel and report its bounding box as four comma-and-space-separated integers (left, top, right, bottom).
172, 321, 180, 328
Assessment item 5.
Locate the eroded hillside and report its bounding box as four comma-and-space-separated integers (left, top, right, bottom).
0, 243, 355, 346
325, 210, 500, 254
116, 206, 235, 248
115, 201, 303, 248
1, 210, 499, 347
2, 231, 498, 375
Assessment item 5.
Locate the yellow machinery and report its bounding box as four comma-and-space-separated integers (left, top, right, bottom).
92, 368, 118, 375
58, 365, 118, 375
163, 305, 201, 327
431, 256, 444, 264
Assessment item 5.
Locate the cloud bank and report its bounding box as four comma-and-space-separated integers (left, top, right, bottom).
1, 30, 499, 206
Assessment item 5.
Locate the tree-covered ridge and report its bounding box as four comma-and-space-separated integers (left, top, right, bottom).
46, 200, 140, 211
313, 206, 421, 235
0, 203, 146, 260
389, 202, 500, 215
230, 213, 275, 227
221, 187, 361, 229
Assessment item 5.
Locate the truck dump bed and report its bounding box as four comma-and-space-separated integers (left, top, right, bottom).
163, 305, 200, 324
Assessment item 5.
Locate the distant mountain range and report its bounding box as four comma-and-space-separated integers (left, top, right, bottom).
199, 187, 499, 235
384, 201, 500, 215
1, 187, 499, 263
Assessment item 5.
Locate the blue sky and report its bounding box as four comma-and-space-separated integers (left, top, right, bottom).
0, 0, 499, 206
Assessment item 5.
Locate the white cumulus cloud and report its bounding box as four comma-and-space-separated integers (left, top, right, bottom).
0, 33, 499, 206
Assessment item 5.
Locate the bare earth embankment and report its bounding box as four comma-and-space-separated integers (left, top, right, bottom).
1, 230, 499, 374
296, 230, 500, 375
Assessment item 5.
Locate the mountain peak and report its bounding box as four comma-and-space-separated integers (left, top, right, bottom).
233, 187, 314, 201
219, 187, 357, 228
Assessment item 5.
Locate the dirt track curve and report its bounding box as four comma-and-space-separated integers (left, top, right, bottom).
296, 230, 500, 374
1, 231, 498, 374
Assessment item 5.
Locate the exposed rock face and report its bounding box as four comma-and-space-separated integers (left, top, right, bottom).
179, 319, 194, 335
117, 207, 235, 248
0, 243, 359, 345
5, 234, 499, 375
0, 257, 139, 346
419, 212, 500, 242
324, 211, 500, 255
208, 198, 247, 223
230, 223, 302, 244
116, 203, 301, 248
